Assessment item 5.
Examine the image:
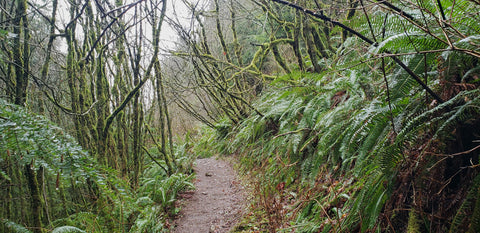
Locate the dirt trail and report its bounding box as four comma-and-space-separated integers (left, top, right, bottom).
172, 157, 246, 233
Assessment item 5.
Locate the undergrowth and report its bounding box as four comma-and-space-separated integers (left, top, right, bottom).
191, 3, 480, 229
0, 99, 196, 232
212, 70, 480, 232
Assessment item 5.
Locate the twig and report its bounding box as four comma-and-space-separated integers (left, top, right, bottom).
427, 144, 480, 171
447, 144, 480, 157
436, 169, 462, 195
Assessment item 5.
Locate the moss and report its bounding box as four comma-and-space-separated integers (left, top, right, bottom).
406, 209, 421, 233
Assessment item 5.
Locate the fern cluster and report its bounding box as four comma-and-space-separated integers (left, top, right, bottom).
205, 0, 480, 230
0, 100, 197, 233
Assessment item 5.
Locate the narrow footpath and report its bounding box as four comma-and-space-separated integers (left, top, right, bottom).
172, 157, 246, 233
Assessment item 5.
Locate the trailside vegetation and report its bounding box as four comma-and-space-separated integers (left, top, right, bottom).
187, 0, 480, 232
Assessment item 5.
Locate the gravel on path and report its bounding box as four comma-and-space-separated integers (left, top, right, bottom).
172, 157, 246, 233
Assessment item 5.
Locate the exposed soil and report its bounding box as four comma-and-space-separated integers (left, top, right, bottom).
172, 157, 246, 233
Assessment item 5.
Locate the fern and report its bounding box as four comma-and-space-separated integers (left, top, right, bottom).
397, 89, 480, 147
1, 219, 32, 233
51, 226, 87, 233
468, 185, 480, 233
461, 65, 480, 83
129, 206, 167, 233
445, 0, 480, 34
449, 173, 480, 233
191, 1, 480, 231
0, 169, 11, 181
435, 97, 480, 139
371, 32, 444, 55
139, 170, 194, 212
343, 169, 389, 232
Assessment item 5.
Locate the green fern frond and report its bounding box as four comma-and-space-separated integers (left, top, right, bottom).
51, 226, 87, 233
136, 196, 154, 207
298, 95, 330, 129
1, 219, 32, 233
434, 97, 480, 140
353, 118, 391, 174
396, 90, 477, 143
342, 168, 388, 232
371, 33, 444, 54
449, 173, 480, 233
378, 145, 403, 174
445, 0, 480, 34
231, 114, 264, 146
130, 205, 166, 233
467, 183, 480, 233
461, 65, 480, 83
0, 169, 11, 181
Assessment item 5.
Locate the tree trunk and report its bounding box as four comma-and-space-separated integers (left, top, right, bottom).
156, 61, 175, 175
303, 19, 322, 72
25, 164, 45, 233
292, 12, 305, 71
13, 0, 29, 106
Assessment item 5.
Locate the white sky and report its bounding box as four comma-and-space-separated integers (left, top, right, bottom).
48, 0, 203, 51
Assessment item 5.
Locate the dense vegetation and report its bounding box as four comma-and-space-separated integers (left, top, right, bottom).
180, 0, 480, 232
0, 99, 195, 232
1, 0, 480, 232
1, 0, 195, 232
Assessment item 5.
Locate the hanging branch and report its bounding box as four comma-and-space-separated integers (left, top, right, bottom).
374, 0, 415, 21
435, 0, 447, 21
269, 0, 445, 104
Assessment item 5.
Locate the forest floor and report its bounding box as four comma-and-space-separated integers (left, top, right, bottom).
172, 157, 247, 233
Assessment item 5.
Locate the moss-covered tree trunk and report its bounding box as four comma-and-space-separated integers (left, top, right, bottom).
152, 0, 175, 175
303, 19, 322, 72
271, 38, 291, 74
65, 1, 95, 152
214, 0, 231, 63
342, 0, 359, 42
112, 0, 129, 176
132, 54, 142, 186
65, 25, 83, 145
25, 164, 45, 233
13, 0, 29, 106
292, 11, 305, 71
230, 0, 243, 67
155, 61, 174, 175
311, 24, 329, 58
95, 51, 111, 165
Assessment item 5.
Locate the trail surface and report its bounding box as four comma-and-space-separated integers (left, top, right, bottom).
172, 157, 246, 233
